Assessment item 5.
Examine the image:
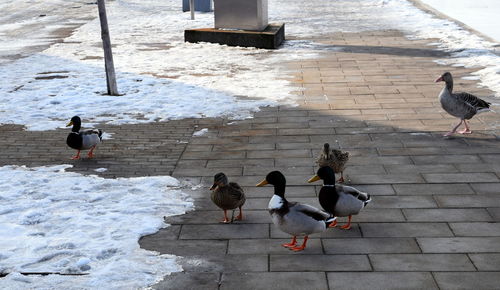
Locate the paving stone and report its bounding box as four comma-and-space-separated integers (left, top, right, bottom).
418, 237, 500, 253
366, 195, 437, 208
348, 173, 425, 184
177, 254, 268, 273
152, 272, 220, 290
139, 225, 181, 241
327, 272, 438, 290
384, 164, 458, 174
220, 272, 328, 290
436, 195, 500, 208
369, 253, 475, 271
140, 239, 227, 256
412, 155, 481, 164
393, 183, 474, 195
433, 272, 500, 290
270, 223, 362, 239
468, 253, 500, 270
487, 208, 500, 221
228, 238, 323, 255
270, 254, 371, 271
449, 222, 500, 236
355, 208, 406, 222
323, 238, 420, 254
348, 184, 395, 195
403, 209, 493, 222
423, 173, 499, 183
361, 223, 453, 237
471, 183, 500, 194
179, 224, 269, 239
165, 210, 270, 224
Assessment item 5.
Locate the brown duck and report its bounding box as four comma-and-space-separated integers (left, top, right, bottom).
210, 172, 246, 223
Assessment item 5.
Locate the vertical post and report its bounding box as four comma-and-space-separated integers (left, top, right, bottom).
189, 0, 195, 20
97, 0, 119, 96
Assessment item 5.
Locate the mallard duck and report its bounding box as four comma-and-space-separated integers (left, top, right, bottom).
316, 143, 349, 183
210, 172, 246, 223
66, 116, 103, 160
308, 166, 371, 230
435, 72, 491, 136
256, 171, 336, 252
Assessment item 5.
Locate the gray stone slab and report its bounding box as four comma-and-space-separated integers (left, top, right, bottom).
323, 238, 421, 254
152, 272, 220, 290
370, 253, 475, 271
469, 253, 500, 270
243, 185, 316, 198
403, 208, 493, 222
361, 223, 453, 237
355, 208, 406, 222
140, 239, 227, 256
436, 195, 500, 207
177, 254, 268, 272
384, 164, 457, 174
327, 272, 438, 290
471, 183, 500, 194
228, 238, 323, 254
270, 254, 371, 271
166, 210, 270, 224
423, 173, 499, 183
488, 208, 500, 221
434, 272, 500, 290
412, 154, 481, 164
418, 237, 500, 253
220, 272, 328, 290
450, 222, 500, 236
366, 195, 437, 208
179, 224, 269, 239
270, 223, 362, 239
393, 183, 474, 195
348, 184, 395, 195
348, 174, 425, 184
139, 225, 181, 241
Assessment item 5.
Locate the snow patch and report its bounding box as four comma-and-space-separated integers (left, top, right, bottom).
0, 164, 193, 289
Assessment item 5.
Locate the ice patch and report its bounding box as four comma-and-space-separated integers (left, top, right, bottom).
192, 128, 208, 137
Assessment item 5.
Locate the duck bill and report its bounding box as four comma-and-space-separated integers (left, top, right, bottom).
66, 121, 73, 127
209, 183, 217, 190
307, 175, 321, 183
256, 179, 268, 187
434, 76, 443, 82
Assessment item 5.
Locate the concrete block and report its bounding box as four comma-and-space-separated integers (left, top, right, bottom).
361, 222, 453, 237
418, 237, 500, 253
327, 272, 438, 290
370, 253, 475, 271
434, 272, 500, 290
270, 254, 371, 271
221, 272, 327, 290
323, 238, 420, 254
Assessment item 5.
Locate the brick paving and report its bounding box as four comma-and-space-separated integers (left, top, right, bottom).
2, 29, 500, 289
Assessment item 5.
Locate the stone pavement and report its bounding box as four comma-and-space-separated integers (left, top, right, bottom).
1, 29, 499, 289
139, 30, 500, 290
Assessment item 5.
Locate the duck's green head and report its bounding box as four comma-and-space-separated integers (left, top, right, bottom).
308, 166, 335, 185
67, 116, 82, 132
256, 171, 286, 197
210, 172, 228, 190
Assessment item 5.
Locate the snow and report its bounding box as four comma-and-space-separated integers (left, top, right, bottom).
192, 128, 208, 136
0, 0, 499, 132
0, 165, 193, 289
418, 0, 500, 42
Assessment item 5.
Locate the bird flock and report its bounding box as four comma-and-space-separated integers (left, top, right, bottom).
65, 72, 492, 252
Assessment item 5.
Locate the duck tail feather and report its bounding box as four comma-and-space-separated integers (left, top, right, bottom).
363, 194, 372, 207
325, 216, 337, 227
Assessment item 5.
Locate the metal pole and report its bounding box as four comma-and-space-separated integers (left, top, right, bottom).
97, 0, 119, 96
189, 0, 195, 20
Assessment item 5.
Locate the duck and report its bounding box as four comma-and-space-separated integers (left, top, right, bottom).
66, 116, 103, 160
308, 166, 371, 230
435, 72, 491, 136
316, 143, 349, 183
210, 172, 246, 223
256, 171, 336, 252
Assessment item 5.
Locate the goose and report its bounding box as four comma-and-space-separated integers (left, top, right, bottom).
308, 166, 371, 230
435, 72, 491, 136
257, 171, 336, 252
316, 143, 349, 183
210, 172, 246, 223
66, 116, 103, 159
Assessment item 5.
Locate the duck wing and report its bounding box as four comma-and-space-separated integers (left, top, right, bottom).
454, 92, 490, 110
80, 129, 103, 150
293, 203, 331, 221
336, 185, 370, 202
228, 182, 245, 200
